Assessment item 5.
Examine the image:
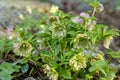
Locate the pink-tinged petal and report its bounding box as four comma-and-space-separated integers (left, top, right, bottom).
7, 28, 14, 33
72, 17, 83, 24
98, 4, 104, 12
80, 12, 90, 19
77, 18, 83, 24
7, 28, 14, 40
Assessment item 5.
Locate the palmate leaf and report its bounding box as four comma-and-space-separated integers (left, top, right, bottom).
60, 70, 71, 79
0, 62, 15, 74
0, 62, 20, 80
0, 71, 12, 80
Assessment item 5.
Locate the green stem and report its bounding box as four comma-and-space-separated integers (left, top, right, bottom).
106, 56, 112, 63
72, 71, 79, 80
89, 45, 97, 57
46, 41, 54, 53
92, 8, 96, 16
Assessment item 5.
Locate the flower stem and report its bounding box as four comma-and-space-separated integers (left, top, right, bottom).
92, 8, 96, 16
106, 56, 112, 63
46, 41, 54, 53
89, 45, 97, 57
72, 71, 79, 80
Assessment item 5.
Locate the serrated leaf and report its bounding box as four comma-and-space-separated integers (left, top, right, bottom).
61, 70, 71, 79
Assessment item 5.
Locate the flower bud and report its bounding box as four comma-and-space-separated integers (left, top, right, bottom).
26, 6, 32, 14
7, 28, 14, 40
104, 36, 113, 49
80, 12, 90, 19
87, 20, 97, 31
50, 5, 59, 14
72, 17, 83, 24
97, 3, 104, 12
18, 13, 24, 20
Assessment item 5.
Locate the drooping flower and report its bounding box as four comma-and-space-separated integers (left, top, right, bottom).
71, 16, 83, 24
95, 53, 104, 60
69, 53, 87, 71
37, 38, 47, 50
49, 23, 66, 39
26, 6, 32, 14
97, 3, 104, 12
90, 53, 104, 65
18, 13, 24, 20
72, 12, 90, 25
73, 33, 88, 49
14, 41, 33, 57
87, 20, 97, 31
50, 5, 59, 14
47, 16, 60, 23
43, 64, 58, 80
39, 25, 47, 33
80, 12, 90, 19
103, 36, 113, 49
7, 28, 14, 40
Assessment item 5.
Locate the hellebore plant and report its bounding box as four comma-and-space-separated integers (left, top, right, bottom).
0, 0, 120, 80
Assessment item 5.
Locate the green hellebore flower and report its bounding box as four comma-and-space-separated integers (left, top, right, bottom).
73, 33, 88, 49
50, 23, 66, 39
47, 16, 60, 23
103, 36, 113, 49
14, 41, 33, 57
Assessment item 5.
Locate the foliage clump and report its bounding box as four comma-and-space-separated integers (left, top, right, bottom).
0, 0, 120, 80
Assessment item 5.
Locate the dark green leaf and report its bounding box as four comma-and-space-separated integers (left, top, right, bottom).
20, 63, 29, 73
49, 59, 57, 67
61, 70, 71, 79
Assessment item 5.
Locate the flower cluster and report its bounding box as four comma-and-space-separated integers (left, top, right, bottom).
69, 53, 87, 71
72, 12, 97, 31
72, 12, 90, 24
49, 5, 59, 14
97, 3, 104, 12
